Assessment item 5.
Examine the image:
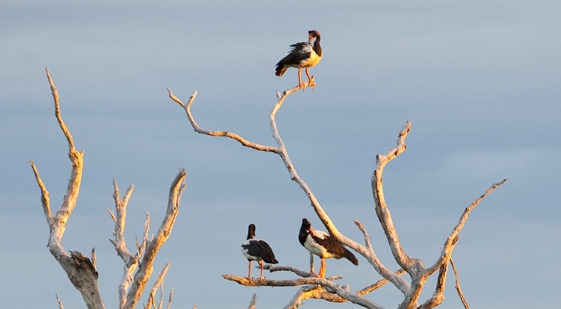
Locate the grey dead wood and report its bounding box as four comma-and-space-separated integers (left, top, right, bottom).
248, 293, 257, 309
169, 84, 506, 308
32, 68, 186, 309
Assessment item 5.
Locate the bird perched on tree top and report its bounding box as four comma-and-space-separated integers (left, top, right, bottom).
241, 224, 279, 280
275, 30, 322, 89
298, 218, 358, 278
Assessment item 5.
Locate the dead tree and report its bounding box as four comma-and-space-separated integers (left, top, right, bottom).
168, 83, 506, 309
31, 68, 187, 309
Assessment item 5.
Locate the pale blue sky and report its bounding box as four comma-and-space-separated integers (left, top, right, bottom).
1, 0, 560, 308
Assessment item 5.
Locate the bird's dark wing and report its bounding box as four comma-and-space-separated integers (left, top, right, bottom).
311, 233, 358, 265
276, 42, 312, 67
244, 240, 278, 264
311, 233, 346, 257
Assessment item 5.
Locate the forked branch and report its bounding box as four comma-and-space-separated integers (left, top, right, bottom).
31, 68, 104, 309
33, 68, 187, 309
122, 169, 187, 309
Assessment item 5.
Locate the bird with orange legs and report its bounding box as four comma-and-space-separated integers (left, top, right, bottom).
298, 218, 358, 278
241, 224, 279, 280
275, 30, 322, 89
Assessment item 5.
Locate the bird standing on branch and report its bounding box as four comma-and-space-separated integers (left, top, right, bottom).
241, 224, 279, 280
298, 218, 358, 278
275, 30, 322, 89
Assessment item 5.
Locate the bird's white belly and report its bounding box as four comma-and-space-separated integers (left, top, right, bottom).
304, 237, 335, 259
241, 240, 261, 261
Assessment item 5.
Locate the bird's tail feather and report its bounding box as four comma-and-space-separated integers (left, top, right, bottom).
344, 249, 359, 265
275, 65, 287, 77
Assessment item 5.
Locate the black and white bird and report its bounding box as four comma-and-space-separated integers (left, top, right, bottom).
275, 30, 322, 89
241, 223, 279, 280
298, 218, 358, 278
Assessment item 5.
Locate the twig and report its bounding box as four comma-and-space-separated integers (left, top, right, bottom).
110, 181, 141, 309
168, 89, 279, 153
167, 288, 173, 309
247, 293, 257, 309
56, 293, 64, 309
431, 179, 508, 273
145, 263, 171, 309
450, 258, 469, 309
266, 265, 315, 277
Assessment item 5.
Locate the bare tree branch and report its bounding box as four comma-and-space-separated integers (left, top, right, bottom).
267, 265, 315, 277
428, 179, 508, 275
110, 182, 144, 309
417, 262, 448, 309
167, 288, 174, 309
223, 274, 383, 308
124, 169, 187, 309
284, 285, 345, 309
370, 122, 419, 288
56, 293, 64, 309
247, 293, 257, 309
168, 89, 279, 153
30, 162, 52, 227
91, 248, 97, 270
450, 258, 469, 309
410, 179, 507, 309
31, 68, 104, 309
357, 269, 407, 296
145, 263, 171, 309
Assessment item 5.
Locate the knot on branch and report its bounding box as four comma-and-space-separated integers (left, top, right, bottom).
70, 251, 98, 279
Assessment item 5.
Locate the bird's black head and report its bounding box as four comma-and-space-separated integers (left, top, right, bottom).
247, 224, 256, 240
298, 218, 312, 245
308, 30, 320, 38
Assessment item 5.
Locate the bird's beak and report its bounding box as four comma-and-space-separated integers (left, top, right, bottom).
308, 34, 313, 43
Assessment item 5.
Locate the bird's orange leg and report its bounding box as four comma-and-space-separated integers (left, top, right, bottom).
247, 261, 252, 281
319, 258, 326, 278
309, 252, 316, 276
297, 68, 305, 88
259, 261, 264, 280
305, 68, 316, 90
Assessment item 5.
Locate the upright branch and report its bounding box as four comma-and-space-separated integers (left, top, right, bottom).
123, 169, 187, 309
369, 123, 507, 309
372, 122, 414, 270
31, 68, 104, 309
109, 170, 185, 309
